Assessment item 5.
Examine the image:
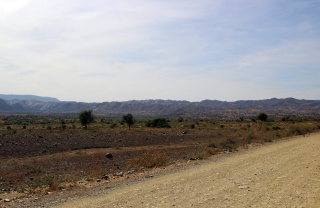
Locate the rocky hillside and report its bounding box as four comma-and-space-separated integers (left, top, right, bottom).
0, 99, 25, 113
1, 98, 320, 119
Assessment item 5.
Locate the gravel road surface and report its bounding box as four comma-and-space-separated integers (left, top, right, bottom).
56, 134, 320, 208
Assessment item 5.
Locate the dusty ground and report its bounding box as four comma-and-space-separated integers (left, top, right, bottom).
54, 133, 320, 208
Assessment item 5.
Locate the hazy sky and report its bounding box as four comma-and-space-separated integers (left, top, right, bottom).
1, 0, 319, 102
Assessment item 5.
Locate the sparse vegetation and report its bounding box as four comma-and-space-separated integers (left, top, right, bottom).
0, 114, 319, 194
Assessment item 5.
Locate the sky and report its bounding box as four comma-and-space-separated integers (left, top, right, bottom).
0, 0, 319, 102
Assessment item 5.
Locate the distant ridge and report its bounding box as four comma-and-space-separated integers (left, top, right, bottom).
0, 94, 60, 102
1, 97, 320, 119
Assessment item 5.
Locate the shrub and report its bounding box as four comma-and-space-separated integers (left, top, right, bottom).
110, 123, 117, 129
208, 143, 217, 148
288, 123, 318, 136
188, 151, 211, 160
264, 138, 273, 143
247, 132, 256, 143
257, 112, 268, 121
177, 117, 184, 122
145, 118, 170, 128
272, 126, 281, 130
60, 124, 67, 130
27, 175, 58, 190
206, 148, 220, 155
220, 138, 237, 152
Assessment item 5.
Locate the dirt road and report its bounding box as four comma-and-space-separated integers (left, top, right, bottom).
56, 134, 320, 208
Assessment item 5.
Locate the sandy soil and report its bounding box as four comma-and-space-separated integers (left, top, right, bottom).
54, 133, 320, 208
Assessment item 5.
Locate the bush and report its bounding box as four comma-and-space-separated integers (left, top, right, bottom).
247, 132, 256, 143
257, 112, 268, 121
188, 151, 210, 160
272, 126, 281, 130
177, 117, 184, 122
110, 123, 117, 129
27, 175, 59, 190
208, 143, 217, 148
220, 138, 237, 152
145, 118, 170, 128
264, 138, 273, 143
288, 123, 318, 136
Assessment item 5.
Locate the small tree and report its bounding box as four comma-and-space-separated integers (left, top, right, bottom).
122, 113, 135, 129
79, 110, 94, 129
257, 112, 268, 122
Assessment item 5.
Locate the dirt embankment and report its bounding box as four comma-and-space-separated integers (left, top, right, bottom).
56, 134, 320, 208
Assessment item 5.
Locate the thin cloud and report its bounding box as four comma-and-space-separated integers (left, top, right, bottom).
0, 0, 319, 102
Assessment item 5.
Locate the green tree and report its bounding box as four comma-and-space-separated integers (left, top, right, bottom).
257, 112, 268, 122
122, 113, 135, 129
79, 110, 94, 129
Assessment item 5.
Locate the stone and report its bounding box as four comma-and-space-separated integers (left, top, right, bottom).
114, 172, 123, 177
4, 198, 11, 202
126, 170, 135, 175
105, 153, 113, 159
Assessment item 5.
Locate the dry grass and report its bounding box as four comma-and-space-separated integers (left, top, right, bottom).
126, 152, 170, 170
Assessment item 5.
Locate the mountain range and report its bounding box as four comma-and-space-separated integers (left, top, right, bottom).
0, 95, 319, 119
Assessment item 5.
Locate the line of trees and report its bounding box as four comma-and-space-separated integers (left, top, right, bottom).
79, 110, 136, 129
79, 110, 269, 129
79, 110, 172, 129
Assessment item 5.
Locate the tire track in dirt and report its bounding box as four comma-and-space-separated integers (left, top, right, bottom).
56, 134, 320, 208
